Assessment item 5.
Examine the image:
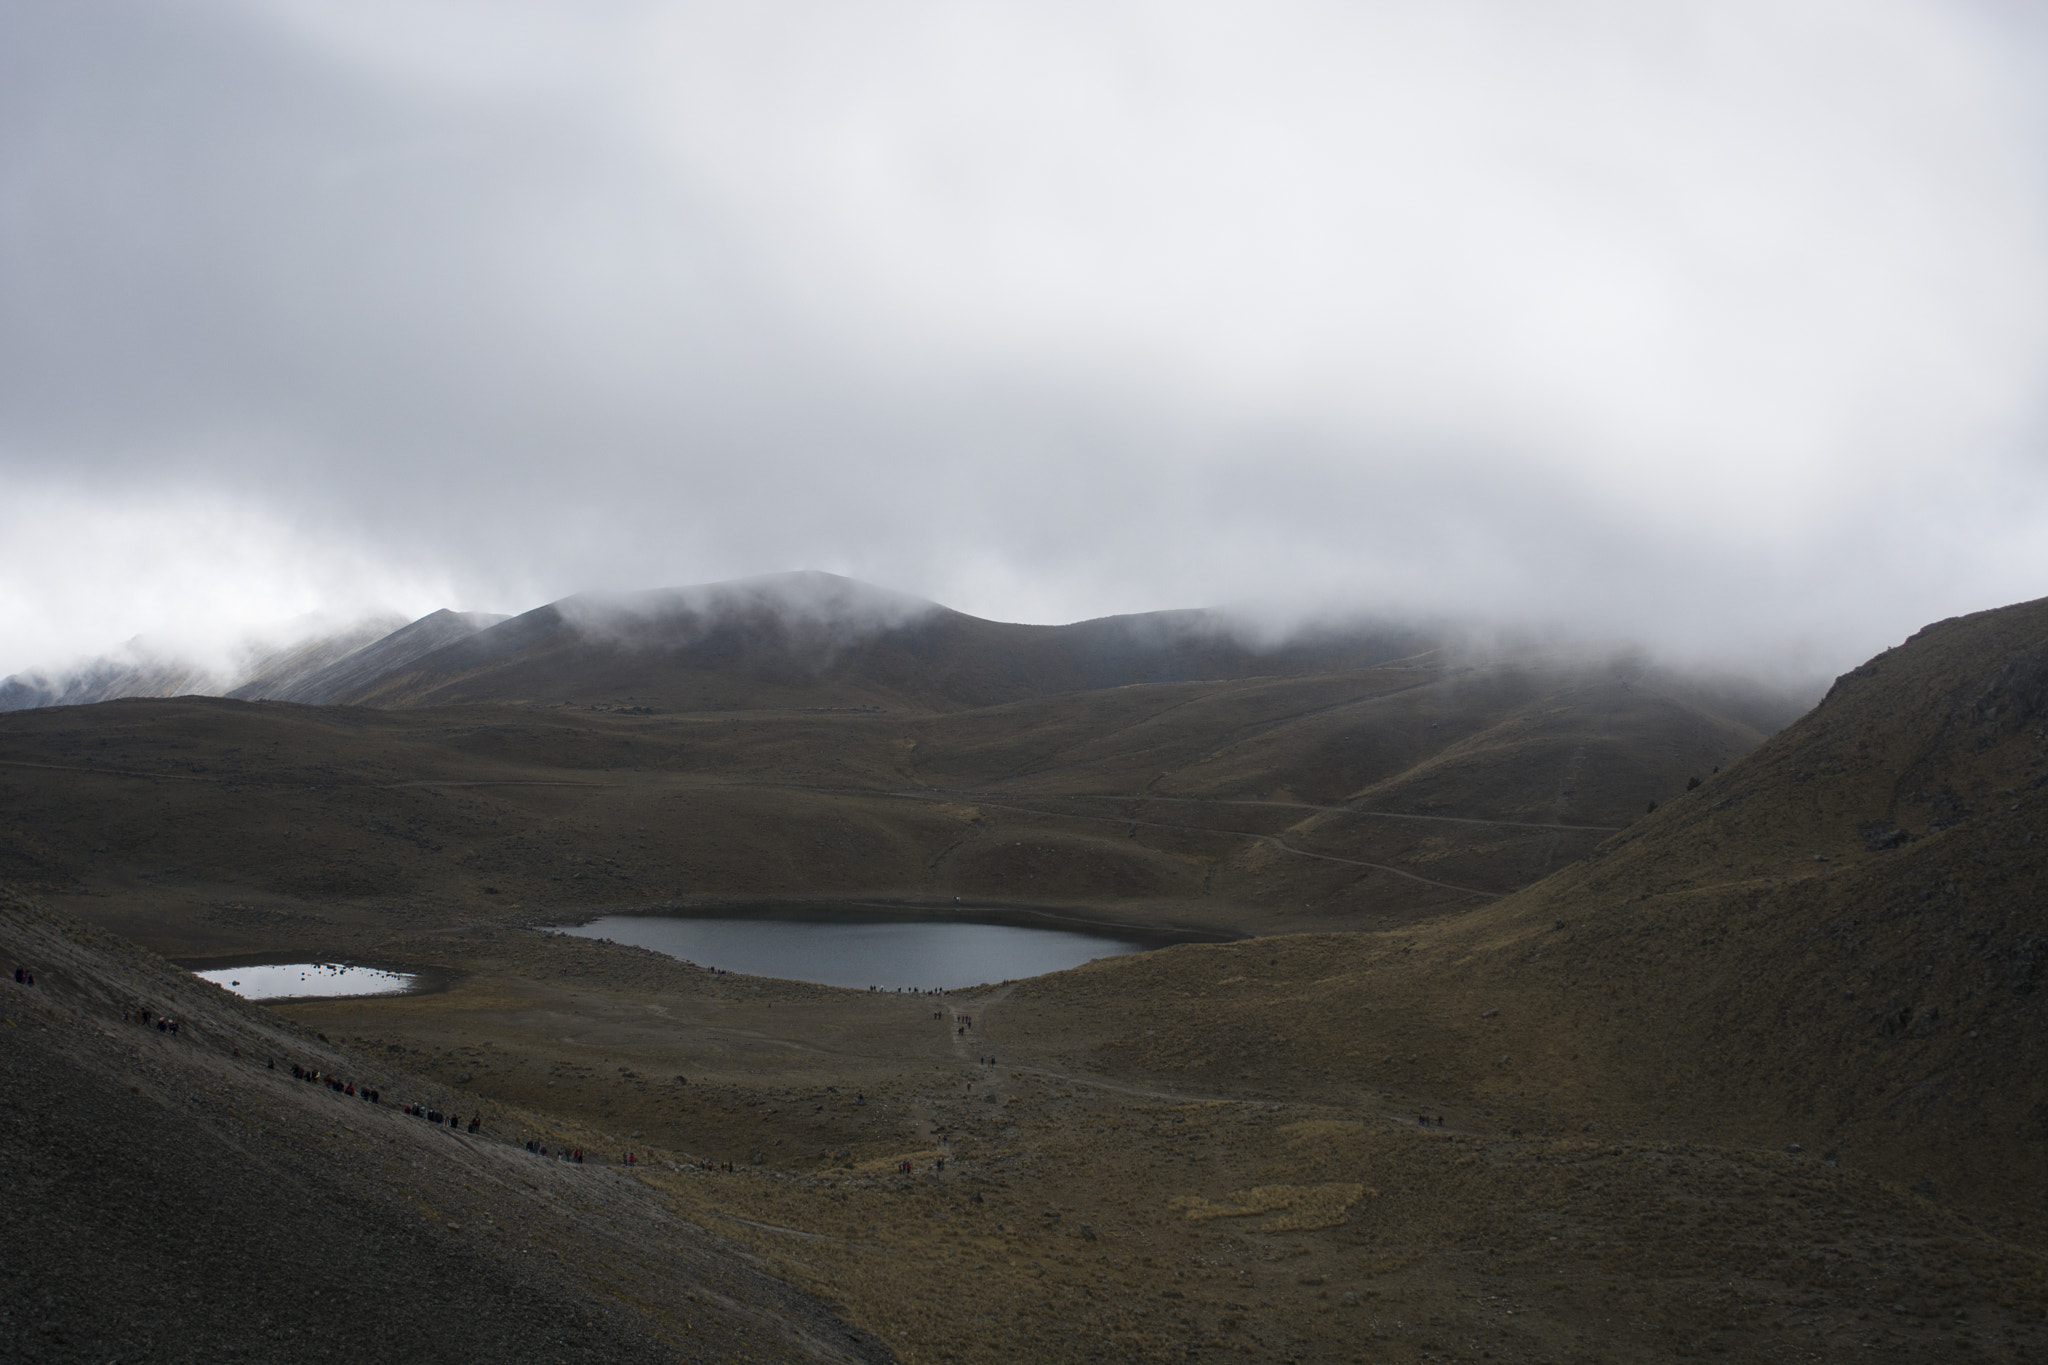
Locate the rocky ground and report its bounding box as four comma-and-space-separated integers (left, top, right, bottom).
0, 889, 891, 1365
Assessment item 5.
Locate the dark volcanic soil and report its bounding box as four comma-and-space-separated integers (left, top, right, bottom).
0, 890, 891, 1365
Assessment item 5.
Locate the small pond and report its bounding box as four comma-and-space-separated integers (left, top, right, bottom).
549, 909, 1175, 990
194, 962, 418, 1001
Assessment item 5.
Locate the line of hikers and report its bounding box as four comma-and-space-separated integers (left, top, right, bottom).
11, 966, 35, 987
111, 984, 676, 1167
281, 1058, 483, 1133
290, 1061, 379, 1103
127, 1007, 182, 1034
404, 1100, 481, 1133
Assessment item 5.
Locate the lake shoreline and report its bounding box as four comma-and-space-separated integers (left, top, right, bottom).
531, 897, 1242, 950
177, 954, 459, 1002
539, 904, 1225, 991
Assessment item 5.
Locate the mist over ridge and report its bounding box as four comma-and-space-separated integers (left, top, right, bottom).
3, 2, 2046, 683
0, 568, 1836, 716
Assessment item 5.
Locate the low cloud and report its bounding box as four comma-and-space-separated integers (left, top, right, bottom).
2, 0, 2045, 681
554, 571, 943, 664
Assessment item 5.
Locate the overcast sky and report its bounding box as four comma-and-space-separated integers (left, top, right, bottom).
4, 0, 2047, 680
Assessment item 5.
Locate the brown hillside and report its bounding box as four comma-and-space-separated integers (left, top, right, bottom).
0, 646, 1796, 962
1000, 595, 2048, 1223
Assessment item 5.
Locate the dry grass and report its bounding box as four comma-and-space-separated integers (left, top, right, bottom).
12, 602, 2048, 1359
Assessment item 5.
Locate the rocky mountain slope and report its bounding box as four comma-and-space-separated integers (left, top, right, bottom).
0, 652, 225, 711
0, 887, 890, 1364
227, 608, 508, 704
0, 613, 406, 713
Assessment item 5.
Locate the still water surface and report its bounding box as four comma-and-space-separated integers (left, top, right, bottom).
552, 912, 1152, 990
195, 962, 418, 1000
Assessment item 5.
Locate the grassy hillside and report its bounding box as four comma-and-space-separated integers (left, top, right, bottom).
11, 602, 2048, 1362
1000, 596, 2048, 1222
0, 648, 1795, 963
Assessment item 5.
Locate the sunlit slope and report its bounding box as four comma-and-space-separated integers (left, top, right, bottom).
1001, 595, 2048, 1216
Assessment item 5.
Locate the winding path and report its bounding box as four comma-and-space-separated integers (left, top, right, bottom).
943, 983, 1471, 1131
942, 795, 1508, 900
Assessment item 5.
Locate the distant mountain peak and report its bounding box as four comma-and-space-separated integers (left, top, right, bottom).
555, 571, 945, 635
0, 609, 473, 713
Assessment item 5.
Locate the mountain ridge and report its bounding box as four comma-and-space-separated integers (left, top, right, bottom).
321, 571, 1458, 712
6, 595, 2047, 1360
0, 612, 407, 713
227, 608, 509, 705
4, 570, 1815, 719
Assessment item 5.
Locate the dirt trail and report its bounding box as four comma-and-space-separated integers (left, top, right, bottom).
965, 794, 1508, 898
893, 785, 1623, 833
951, 980, 1479, 1139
